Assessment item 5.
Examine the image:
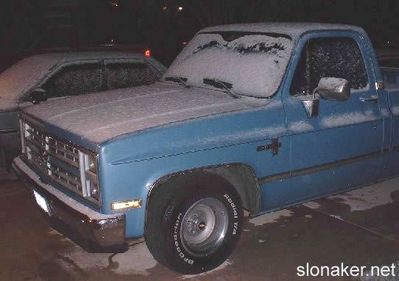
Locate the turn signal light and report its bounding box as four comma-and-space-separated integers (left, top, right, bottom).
111, 199, 142, 210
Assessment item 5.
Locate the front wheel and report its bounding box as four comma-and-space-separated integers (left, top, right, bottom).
145, 176, 243, 274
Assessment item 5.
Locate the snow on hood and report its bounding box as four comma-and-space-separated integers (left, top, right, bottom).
164, 32, 292, 98
23, 83, 259, 144
0, 54, 63, 111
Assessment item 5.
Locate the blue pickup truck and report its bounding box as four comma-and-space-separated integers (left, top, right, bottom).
13, 23, 399, 274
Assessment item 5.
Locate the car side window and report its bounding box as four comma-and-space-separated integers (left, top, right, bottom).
41, 63, 103, 98
105, 62, 158, 90
290, 37, 369, 96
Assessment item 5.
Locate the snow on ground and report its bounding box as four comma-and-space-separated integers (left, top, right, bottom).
62, 245, 110, 269
329, 177, 399, 212
56, 236, 233, 278
48, 177, 399, 277
249, 209, 293, 226
60, 242, 157, 276
111, 243, 158, 275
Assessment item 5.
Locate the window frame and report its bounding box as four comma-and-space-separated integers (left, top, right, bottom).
34, 59, 105, 98
290, 36, 370, 97
282, 30, 377, 99
103, 58, 159, 90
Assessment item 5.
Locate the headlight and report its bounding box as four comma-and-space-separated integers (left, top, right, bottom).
86, 170, 100, 201
79, 151, 101, 202
88, 154, 97, 173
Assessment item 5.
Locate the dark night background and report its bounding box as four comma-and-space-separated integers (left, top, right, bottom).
0, 0, 398, 69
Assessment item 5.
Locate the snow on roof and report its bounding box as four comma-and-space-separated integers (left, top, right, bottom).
60, 51, 151, 62
200, 22, 366, 39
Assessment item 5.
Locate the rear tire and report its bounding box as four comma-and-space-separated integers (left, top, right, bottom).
145, 175, 242, 274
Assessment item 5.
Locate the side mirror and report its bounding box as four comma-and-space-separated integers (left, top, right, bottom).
29, 88, 47, 104
301, 77, 350, 118
315, 77, 350, 101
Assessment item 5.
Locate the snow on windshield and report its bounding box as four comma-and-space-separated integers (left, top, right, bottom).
164, 32, 293, 98
0, 55, 58, 109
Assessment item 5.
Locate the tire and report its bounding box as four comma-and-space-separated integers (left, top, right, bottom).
145, 174, 243, 274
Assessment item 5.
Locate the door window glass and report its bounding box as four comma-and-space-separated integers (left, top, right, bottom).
42, 63, 103, 98
291, 37, 369, 96
106, 63, 158, 90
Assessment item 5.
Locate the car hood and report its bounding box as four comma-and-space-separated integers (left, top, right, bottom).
23, 83, 262, 144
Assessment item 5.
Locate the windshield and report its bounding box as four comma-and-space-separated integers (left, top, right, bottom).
163, 31, 293, 98
0, 55, 58, 104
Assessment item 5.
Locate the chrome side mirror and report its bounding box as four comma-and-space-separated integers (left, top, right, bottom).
316, 77, 350, 101
300, 77, 350, 118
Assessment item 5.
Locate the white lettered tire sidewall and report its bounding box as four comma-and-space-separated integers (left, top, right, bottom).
165, 187, 242, 274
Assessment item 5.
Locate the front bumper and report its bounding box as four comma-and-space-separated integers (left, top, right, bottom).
12, 156, 127, 253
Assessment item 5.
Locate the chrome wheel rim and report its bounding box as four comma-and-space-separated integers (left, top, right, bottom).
180, 197, 228, 257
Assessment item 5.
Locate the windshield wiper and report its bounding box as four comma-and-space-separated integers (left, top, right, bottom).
164, 76, 190, 88
203, 78, 241, 99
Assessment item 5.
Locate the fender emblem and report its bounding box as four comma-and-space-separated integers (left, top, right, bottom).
256, 138, 282, 156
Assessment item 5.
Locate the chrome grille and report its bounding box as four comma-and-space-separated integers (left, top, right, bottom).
21, 119, 99, 202
49, 165, 82, 191
47, 137, 80, 168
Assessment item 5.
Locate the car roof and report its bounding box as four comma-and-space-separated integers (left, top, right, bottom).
200, 22, 366, 39
25, 51, 151, 66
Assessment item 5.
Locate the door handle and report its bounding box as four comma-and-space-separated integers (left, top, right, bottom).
359, 96, 379, 103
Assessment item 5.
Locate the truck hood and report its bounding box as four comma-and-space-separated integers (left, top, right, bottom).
23, 83, 261, 144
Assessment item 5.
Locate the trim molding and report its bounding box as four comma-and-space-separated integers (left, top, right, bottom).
258, 147, 398, 185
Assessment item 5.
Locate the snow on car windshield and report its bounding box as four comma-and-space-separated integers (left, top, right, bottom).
164, 32, 293, 98
0, 55, 58, 108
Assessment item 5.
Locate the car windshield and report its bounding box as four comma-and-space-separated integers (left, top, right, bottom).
163, 31, 293, 98
0, 56, 57, 104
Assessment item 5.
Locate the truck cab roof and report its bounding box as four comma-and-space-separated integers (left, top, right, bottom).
200, 22, 366, 39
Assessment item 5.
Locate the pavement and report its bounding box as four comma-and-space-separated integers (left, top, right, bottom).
0, 173, 398, 281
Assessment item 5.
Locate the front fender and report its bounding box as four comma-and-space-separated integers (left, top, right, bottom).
98, 142, 263, 238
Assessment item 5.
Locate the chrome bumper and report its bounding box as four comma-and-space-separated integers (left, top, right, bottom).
12, 156, 127, 252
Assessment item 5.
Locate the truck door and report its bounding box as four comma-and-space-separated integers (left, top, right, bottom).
283, 32, 384, 202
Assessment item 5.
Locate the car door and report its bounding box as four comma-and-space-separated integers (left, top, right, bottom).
104, 59, 160, 91
38, 61, 104, 98
283, 32, 384, 203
